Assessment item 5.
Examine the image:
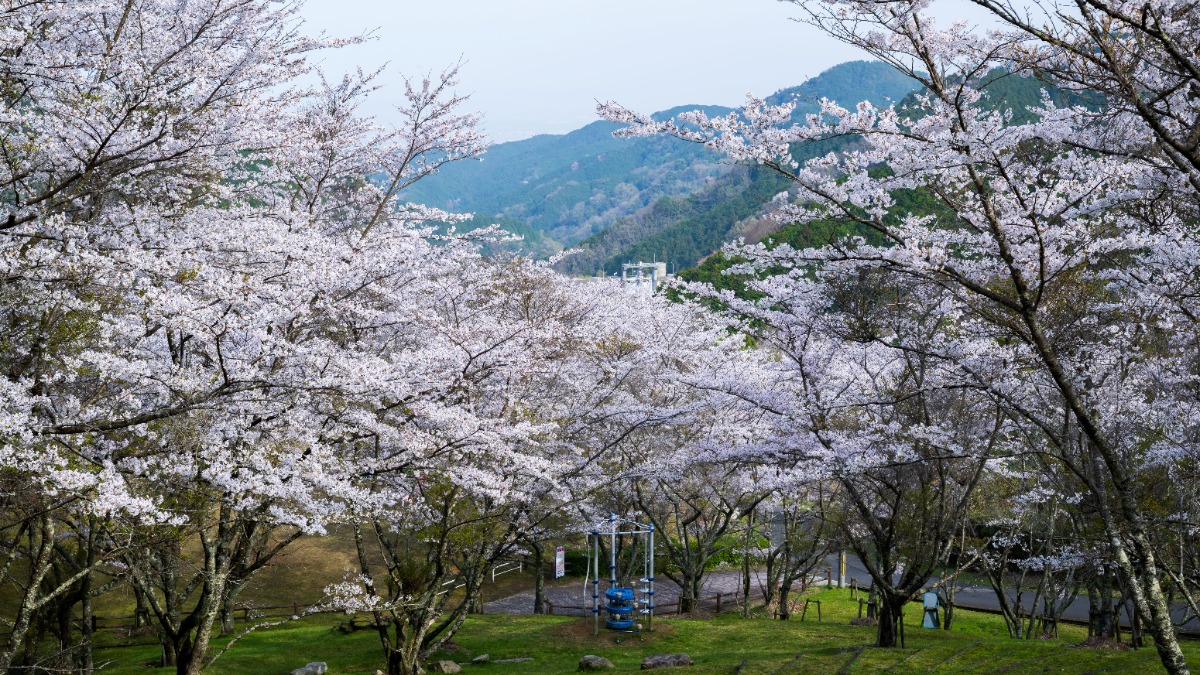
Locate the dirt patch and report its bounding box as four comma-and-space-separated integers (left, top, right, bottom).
849, 617, 878, 627
440, 640, 468, 654
662, 609, 718, 620
1075, 636, 1130, 650
550, 617, 675, 647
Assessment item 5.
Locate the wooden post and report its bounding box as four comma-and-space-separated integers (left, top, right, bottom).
293, 603, 299, 617
801, 599, 821, 623
827, 566, 833, 587
716, 593, 722, 613
546, 601, 554, 615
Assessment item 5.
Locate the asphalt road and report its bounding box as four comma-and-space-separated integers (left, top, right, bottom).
485, 553, 1198, 634
824, 552, 1200, 633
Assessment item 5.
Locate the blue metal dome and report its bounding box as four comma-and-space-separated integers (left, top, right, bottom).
605, 587, 635, 603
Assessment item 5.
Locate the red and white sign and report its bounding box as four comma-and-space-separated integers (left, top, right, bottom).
554, 546, 566, 579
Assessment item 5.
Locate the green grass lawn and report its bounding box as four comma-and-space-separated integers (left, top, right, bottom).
94, 588, 1198, 674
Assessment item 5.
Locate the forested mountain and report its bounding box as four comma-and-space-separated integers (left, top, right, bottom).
675, 68, 1102, 296
555, 61, 921, 275
416, 64, 1084, 277
402, 61, 919, 264
401, 104, 736, 248
556, 138, 855, 276
763, 59, 919, 109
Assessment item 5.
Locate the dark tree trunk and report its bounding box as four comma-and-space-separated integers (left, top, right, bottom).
161, 635, 180, 668
385, 646, 412, 675
1089, 577, 1117, 640
741, 551, 752, 618
742, 509, 754, 618
875, 594, 907, 648
677, 573, 703, 613
532, 543, 545, 615
939, 589, 955, 631
134, 586, 149, 629
79, 567, 94, 674
219, 584, 239, 634
1129, 598, 1143, 648
778, 580, 793, 620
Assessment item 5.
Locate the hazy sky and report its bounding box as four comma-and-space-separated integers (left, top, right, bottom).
296, 1, 864, 141
297, 1, 986, 142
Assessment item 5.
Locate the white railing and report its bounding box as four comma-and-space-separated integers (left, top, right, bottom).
435, 559, 524, 596
491, 560, 523, 582
436, 578, 465, 596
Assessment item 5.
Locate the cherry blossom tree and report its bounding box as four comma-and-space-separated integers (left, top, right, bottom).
110, 65, 490, 673
626, 449, 770, 614
0, 1, 338, 667
0, 1, 500, 671
326, 269, 773, 673
756, 489, 833, 621
600, 2, 1200, 666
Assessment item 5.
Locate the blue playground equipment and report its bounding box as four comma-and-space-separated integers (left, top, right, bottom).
604, 587, 636, 629
584, 514, 655, 637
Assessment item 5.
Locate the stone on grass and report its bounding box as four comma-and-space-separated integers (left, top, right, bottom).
579, 654, 616, 670
290, 663, 327, 675
471, 653, 490, 664
426, 660, 462, 673
641, 653, 694, 669
494, 657, 534, 663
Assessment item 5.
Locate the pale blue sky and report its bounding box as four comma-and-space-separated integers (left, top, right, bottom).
298, 0, 989, 142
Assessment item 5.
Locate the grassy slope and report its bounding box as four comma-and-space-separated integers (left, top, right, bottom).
95, 587, 1197, 674
83, 529, 538, 626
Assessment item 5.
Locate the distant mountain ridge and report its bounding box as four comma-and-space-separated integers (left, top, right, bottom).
557, 61, 921, 275
402, 105, 738, 248
401, 61, 922, 268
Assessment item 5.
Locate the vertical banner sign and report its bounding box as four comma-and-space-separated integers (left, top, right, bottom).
555, 546, 566, 579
